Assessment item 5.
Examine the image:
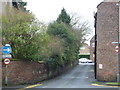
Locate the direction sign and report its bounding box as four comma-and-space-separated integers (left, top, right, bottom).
2, 54, 12, 59
112, 42, 120, 44
2, 46, 12, 54
4, 58, 10, 65
115, 45, 119, 53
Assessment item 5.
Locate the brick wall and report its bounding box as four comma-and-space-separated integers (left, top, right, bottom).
96, 2, 119, 81
2, 60, 77, 85
2, 60, 48, 85
79, 43, 90, 55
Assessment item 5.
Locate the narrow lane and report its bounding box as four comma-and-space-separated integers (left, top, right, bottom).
31, 63, 113, 88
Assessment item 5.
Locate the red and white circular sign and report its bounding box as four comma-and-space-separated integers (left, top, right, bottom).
115, 45, 119, 53
4, 58, 10, 65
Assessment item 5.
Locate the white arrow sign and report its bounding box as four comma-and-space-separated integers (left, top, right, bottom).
3, 48, 11, 52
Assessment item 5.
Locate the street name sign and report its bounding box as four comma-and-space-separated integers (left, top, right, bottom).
2, 54, 12, 59
112, 42, 120, 44
4, 58, 10, 65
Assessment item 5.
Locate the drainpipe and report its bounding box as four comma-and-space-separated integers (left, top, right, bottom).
94, 13, 97, 79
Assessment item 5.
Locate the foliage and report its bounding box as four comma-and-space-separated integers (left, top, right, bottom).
47, 22, 79, 67
32, 32, 52, 61
49, 36, 65, 56
106, 82, 120, 85
47, 10, 91, 68
47, 22, 75, 44
2, 7, 50, 60
2, 6, 91, 71
12, 0, 28, 11
70, 13, 92, 42
79, 55, 90, 59
57, 8, 71, 25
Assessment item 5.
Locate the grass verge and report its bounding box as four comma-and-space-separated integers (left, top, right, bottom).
91, 81, 101, 85
106, 82, 120, 86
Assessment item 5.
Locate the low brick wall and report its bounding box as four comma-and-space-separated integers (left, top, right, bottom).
2, 60, 48, 85
2, 60, 77, 85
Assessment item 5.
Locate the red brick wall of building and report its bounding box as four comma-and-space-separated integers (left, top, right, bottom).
96, 2, 119, 81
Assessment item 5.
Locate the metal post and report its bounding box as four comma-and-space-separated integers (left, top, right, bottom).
5, 65, 8, 86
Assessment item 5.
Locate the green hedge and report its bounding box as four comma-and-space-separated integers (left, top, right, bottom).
79, 55, 90, 59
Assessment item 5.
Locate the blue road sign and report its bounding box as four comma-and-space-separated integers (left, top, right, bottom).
2, 46, 12, 54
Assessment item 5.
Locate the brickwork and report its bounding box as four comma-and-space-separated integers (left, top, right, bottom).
2, 60, 48, 85
79, 43, 90, 55
96, 2, 119, 81
2, 60, 77, 85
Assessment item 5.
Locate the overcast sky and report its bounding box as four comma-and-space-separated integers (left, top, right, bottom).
23, 0, 104, 44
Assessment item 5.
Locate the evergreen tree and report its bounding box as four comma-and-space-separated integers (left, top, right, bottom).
12, 2, 18, 9
18, 1, 27, 11
12, 0, 28, 11
57, 8, 71, 25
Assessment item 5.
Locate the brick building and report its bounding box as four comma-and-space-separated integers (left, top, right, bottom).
90, 35, 95, 61
95, 0, 120, 81
79, 43, 90, 59
79, 43, 90, 55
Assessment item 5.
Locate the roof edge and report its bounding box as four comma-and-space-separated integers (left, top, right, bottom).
97, 0, 120, 8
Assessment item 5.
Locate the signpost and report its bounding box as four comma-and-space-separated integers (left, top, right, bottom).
2, 44, 12, 86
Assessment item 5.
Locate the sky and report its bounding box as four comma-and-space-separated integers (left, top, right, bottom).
23, 0, 104, 45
